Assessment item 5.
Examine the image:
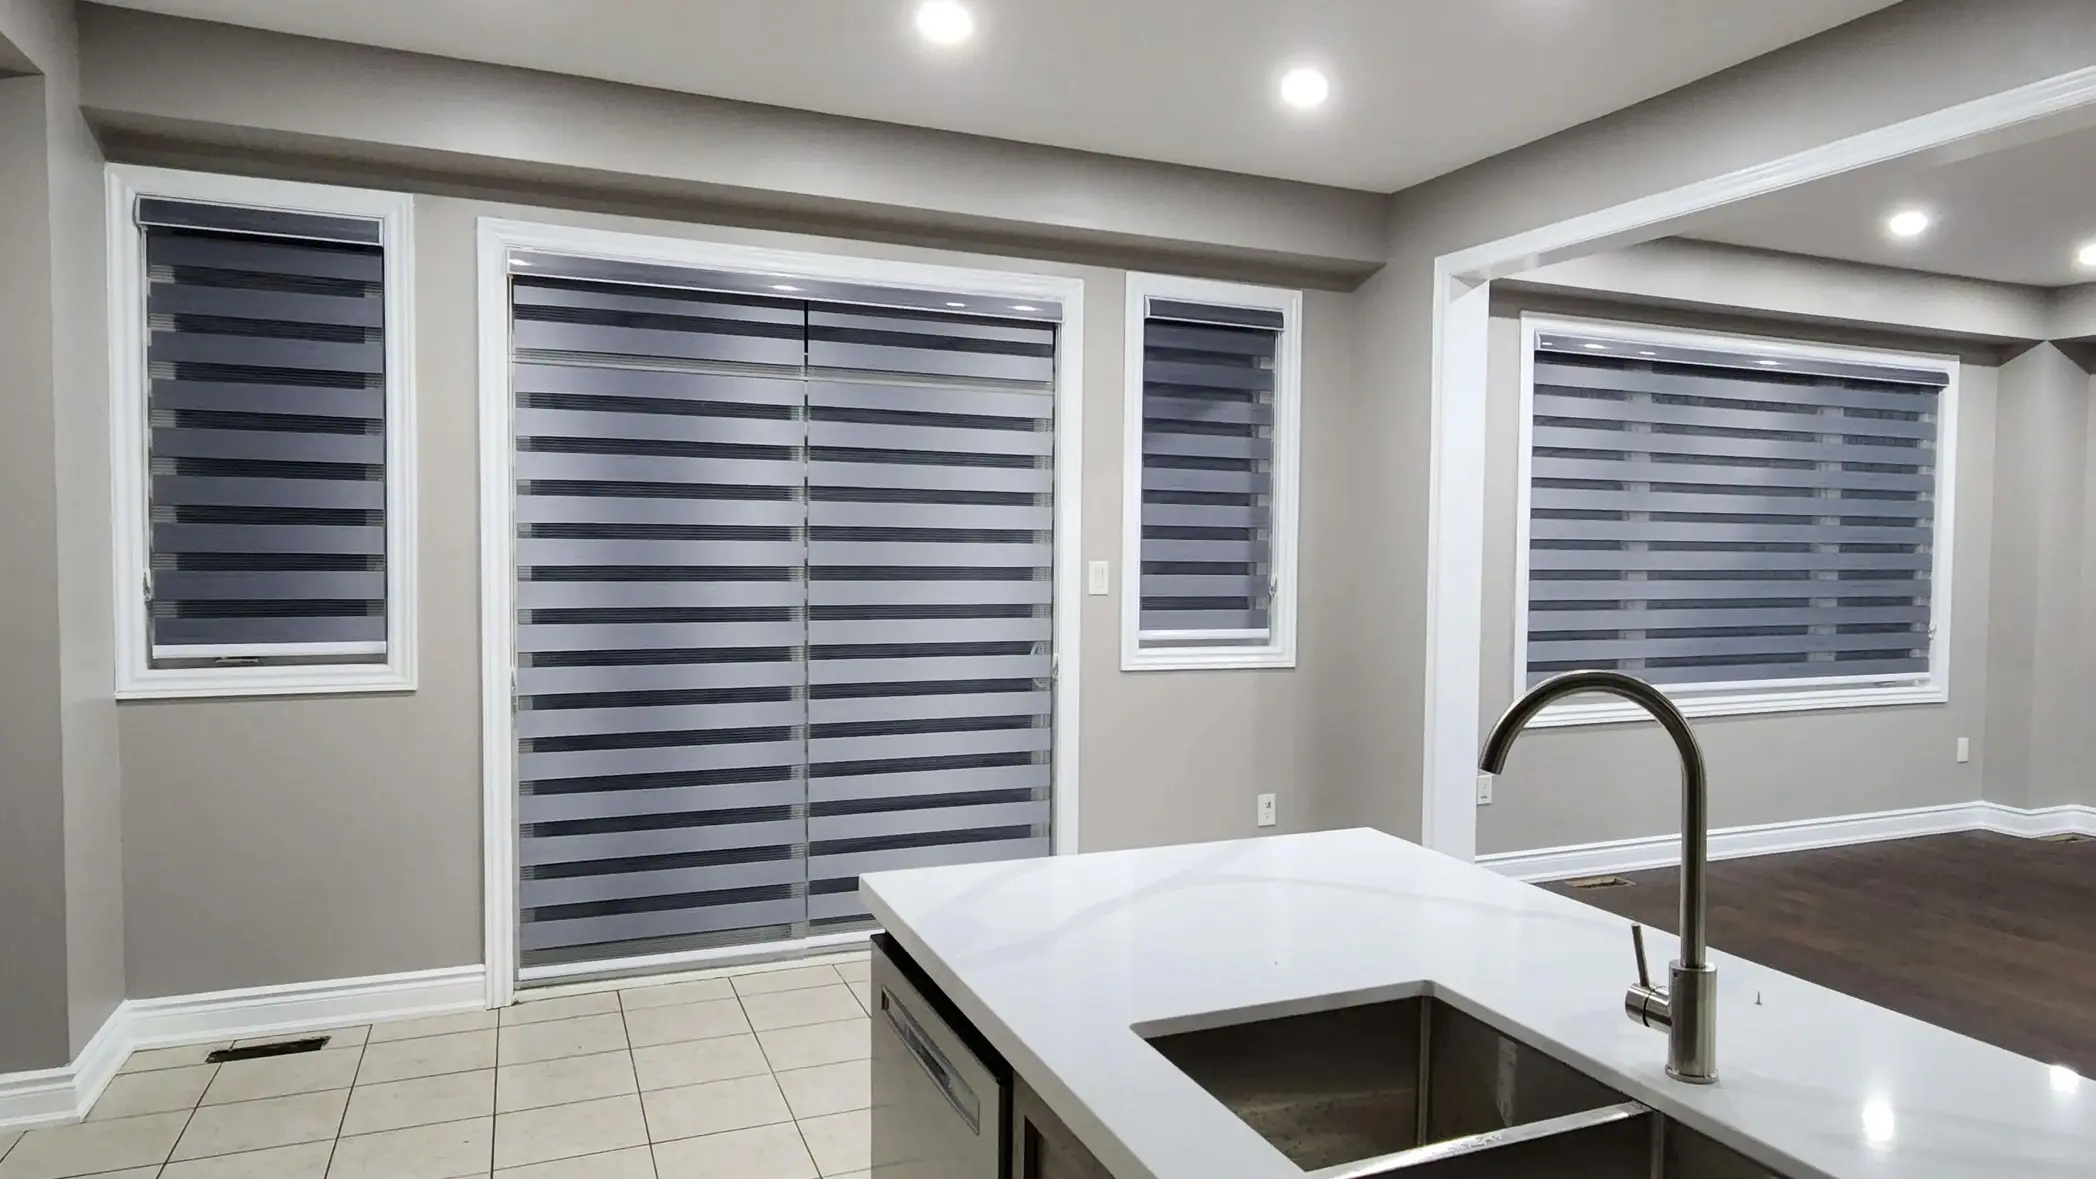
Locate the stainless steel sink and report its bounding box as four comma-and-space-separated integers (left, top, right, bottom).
1141, 994, 1785, 1178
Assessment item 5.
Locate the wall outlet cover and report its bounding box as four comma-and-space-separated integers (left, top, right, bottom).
1476, 773, 1494, 806
1256, 793, 1277, 827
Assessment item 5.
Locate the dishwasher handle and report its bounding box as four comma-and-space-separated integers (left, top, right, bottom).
881, 985, 983, 1134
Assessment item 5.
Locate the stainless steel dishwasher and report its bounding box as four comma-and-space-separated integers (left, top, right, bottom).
872, 933, 1010, 1179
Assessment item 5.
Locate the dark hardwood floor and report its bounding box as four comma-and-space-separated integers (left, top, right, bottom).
1542, 831, 2096, 1073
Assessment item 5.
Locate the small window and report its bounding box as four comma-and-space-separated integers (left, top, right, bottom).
1517, 316, 1956, 723
1122, 274, 1301, 670
110, 167, 415, 698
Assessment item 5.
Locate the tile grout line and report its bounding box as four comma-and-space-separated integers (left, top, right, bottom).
323, 1037, 370, 1179
153, 1055, 218, 1176
490, 1001, 505, 1179
616, 985, 665, 1179
742, 982, 826, 1179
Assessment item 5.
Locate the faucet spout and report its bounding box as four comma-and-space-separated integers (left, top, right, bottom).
1480, 669, 1717, 1083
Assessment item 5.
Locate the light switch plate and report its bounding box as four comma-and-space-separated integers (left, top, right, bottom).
1956, 736, 1970, 764
1087, 560, 1111, 596
1476, 773, 1494, 806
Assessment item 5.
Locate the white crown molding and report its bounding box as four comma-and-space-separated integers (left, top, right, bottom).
0, 965, 486, 1132
1478, 801, 2096, 883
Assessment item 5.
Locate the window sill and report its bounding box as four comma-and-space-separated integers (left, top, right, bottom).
1523, 681, 1947, 728
116, 663, 416, 702
1121, 647, 1297, 673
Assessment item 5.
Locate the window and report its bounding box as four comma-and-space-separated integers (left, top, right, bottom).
1517, 316, 1956, 724
109, 167, 415, 698
1122, 273, 1301, 670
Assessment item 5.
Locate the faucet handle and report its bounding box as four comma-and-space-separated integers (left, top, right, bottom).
1630, 924, 1653, 990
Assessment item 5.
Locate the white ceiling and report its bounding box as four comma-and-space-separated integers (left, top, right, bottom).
99, 0, 1899, 192
1691, 123, 2096, 289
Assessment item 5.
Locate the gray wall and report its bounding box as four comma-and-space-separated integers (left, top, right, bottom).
0, 0, 123, 1073
115, 193, 1359, 997
1984, 343, 2096, 811
1474, 298, 1998, 853
1340, 0, 2096, 842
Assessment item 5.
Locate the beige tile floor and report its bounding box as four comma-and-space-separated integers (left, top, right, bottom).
0, 956, 875, 1179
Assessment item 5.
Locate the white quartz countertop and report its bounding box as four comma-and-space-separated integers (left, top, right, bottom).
860, 828, 2092, 1179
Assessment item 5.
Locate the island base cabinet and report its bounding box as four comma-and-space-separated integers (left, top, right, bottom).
1011, 1078, 1113, 1179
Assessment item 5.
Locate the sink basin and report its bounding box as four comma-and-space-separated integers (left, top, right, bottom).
1142, 993, 1784, 1178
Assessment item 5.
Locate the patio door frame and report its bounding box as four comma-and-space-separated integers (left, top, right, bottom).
476, 217, 1086, 1006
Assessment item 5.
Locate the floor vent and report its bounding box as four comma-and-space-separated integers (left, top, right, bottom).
2037, 832, 2091, 844
1563, 874, 1635, 890
204, 1037, 330, 1064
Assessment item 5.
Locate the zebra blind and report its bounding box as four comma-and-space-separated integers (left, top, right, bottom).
804, 308, 1056, 926
1137, 299, 1283, 648
509, 262, 1056, 966
140, 199, 389, 663
1524, 330, 1948, 690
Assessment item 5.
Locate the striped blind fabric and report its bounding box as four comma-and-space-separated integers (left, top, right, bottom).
510, 265, 1056, 966
140, 199, 389, 663
1137, 300, 1282, 647
1525, 332, 1947, 689
803, 308, 1056, 926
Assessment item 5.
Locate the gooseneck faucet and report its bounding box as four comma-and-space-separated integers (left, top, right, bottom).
1479, 670, 1717, 1084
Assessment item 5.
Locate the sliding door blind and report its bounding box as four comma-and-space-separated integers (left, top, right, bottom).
1526, 333, 1946, 689
509, 266, 1058, 965
1137, 300, 1281, 647
512, 277, 811, 963
804, 308, 1056, 925
140, 199, 387, 662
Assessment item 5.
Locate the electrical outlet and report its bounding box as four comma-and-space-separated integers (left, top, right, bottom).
1086, 560, 1111, 596
1256, 793, 1277, 827
1476, 773, 1494, 806
1956, 736, 1970, 764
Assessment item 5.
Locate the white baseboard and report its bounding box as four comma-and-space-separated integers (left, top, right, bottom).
1478, 800, 2096, 883
0, 964, 486, 1132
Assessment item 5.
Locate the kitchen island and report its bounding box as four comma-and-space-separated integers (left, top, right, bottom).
860, 828, 2093, 1179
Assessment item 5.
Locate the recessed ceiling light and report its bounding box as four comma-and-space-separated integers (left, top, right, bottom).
915, 1, 973, 45
1885, 208, 1931, 240
946, 301, 967, 308
1011, 304, 1038, 312
1757, 359, 1782, 367
771, 284, 800, 292
1278, 67, 1330, 111
2077, 241, 2096, 268
1582, 342, 1607, 351
1638, 350, 1657, 357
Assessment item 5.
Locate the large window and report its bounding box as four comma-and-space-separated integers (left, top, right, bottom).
1121, 273, 1301, 671
1517, 316, 1956, 723
109, 167, 415, 698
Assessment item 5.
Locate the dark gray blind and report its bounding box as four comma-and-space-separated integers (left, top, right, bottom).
513, 279, 810, 963
1137, 300, 1282, 647
142, 202, 388, 663
803, 308, 1056, 926
509, 270, 1056, 967
1526, 333, 1946, 689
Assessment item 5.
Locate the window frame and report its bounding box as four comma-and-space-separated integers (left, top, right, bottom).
108, 164, 417, 700
1120, 272, 1303, 672
1513, 313, 1959, 727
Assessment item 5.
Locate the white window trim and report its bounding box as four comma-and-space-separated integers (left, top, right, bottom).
107, 165, 418, 700
1120, 272, 1302, 672
1512, 313, 1959, 728
474, 217, 1086, 1006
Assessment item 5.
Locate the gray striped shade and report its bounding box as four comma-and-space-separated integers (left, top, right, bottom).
1137, 300, 1282, 645
1526, 333, 1946, 689
142, 201, 388, 662
510, 270, 1055, 966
